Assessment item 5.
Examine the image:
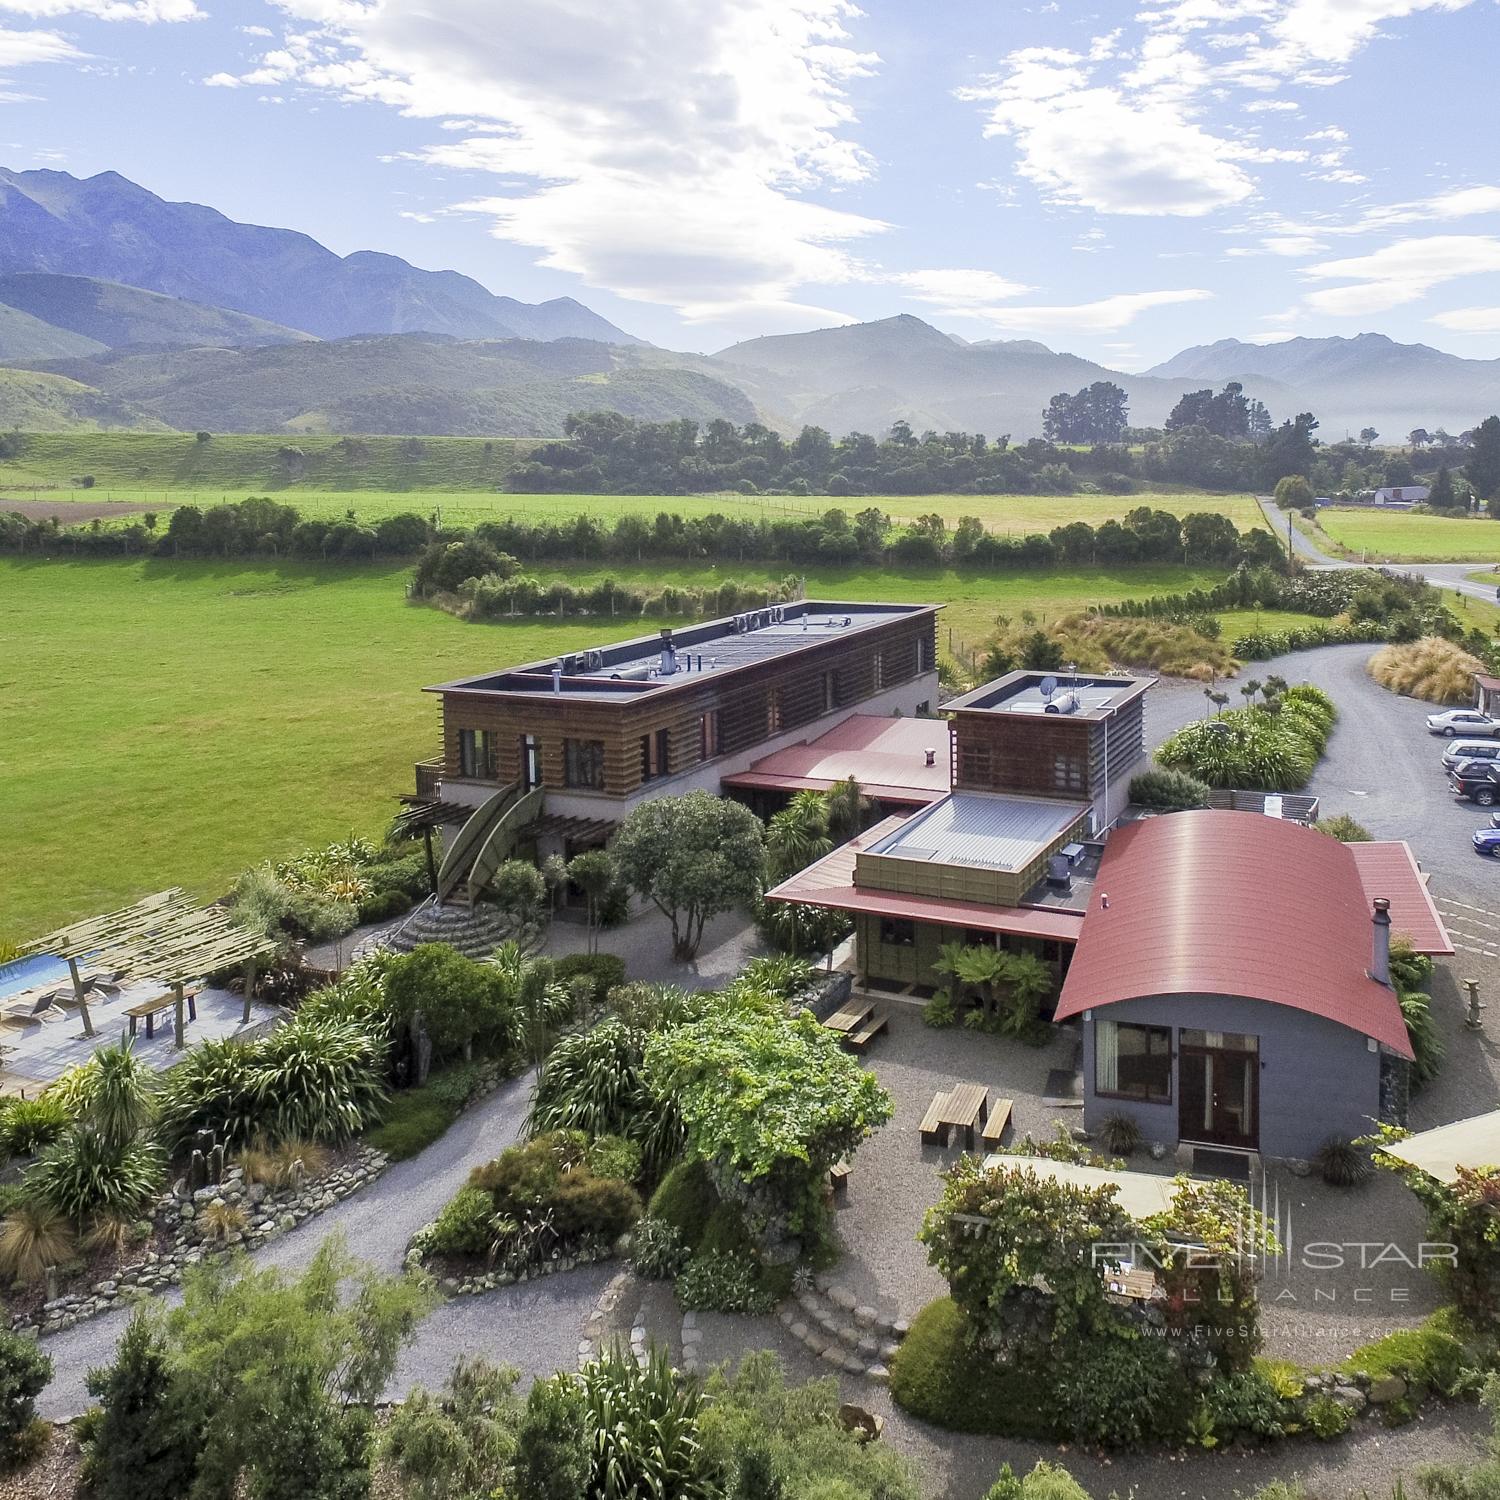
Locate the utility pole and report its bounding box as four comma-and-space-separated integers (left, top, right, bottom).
1286, 514, 1293, 565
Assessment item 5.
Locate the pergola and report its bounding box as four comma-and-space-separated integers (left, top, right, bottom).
25, 888, 275, 1047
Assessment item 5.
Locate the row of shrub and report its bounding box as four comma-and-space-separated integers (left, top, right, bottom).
1156, 682, 1338, 790
442, 570, 806, 625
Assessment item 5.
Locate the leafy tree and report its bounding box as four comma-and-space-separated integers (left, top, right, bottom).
766, 791, 832, 883
1429, 463, 1461, 511
611, 791, 766, 959
1409, 427, 1432, 449
1272, 474, 1314, 510
1041, 382, 1129, 444
511, 1374, 590, 1500
487, 859, 549, 949
0, 1328, 50, 1468
1359, 426, 1379, 445
83, 1314, 198, 1500
566, 849, 616, 956
382, 1357, 523, 1500
1467, 414, 1500, 503
1260, 412, 1319, 484
385, 944, 516, 1062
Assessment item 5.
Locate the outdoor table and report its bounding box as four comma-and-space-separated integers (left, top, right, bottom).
938, 1083, 989, 1150
123, 987, 199, 1039
823, 1001, 874, 1034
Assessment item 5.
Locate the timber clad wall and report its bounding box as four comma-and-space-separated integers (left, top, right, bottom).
951, 711, 1093, 799
439, 614, 936, 799
855, 913, 1066, 989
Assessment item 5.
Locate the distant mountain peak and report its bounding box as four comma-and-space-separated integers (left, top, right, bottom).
0, 165, 644, 347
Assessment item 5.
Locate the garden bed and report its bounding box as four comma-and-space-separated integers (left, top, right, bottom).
10, 1143, 387, 1337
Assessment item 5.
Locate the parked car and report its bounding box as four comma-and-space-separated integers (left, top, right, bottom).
1451, 764, 1500, 806
1474, 827, 1500, 856
1427, 708, 1500, 738
1443, 740, 1500, 771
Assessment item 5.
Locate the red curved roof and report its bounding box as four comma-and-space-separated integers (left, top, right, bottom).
1054, 811, 1413, 1057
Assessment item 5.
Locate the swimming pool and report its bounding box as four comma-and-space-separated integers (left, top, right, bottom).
0, 953, 69, 1001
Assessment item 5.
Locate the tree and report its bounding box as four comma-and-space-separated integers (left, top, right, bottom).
611, 791, 766, 959
1042, 383, 1128, 444
1467, 414, 1500, 504
766, 792, 831, 883
1428, 463, 1460, 511
82, 1314, 198, 1500
1408, 427, 1431, 449
511, 1374, 589, 1500
487, 859, 549, 949
1261, 412, 1319, 484
1272, 474, 1314, 511
566, 850, 616, 956
382, 1357, 523, 1500
0, 1328, 49, 1468
1359, 427, 1379, 446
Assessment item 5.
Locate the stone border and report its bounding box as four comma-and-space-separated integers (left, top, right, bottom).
409, 1241, 618, 1298
578, 1269, 632, 1369
19, 1147, 389, 1338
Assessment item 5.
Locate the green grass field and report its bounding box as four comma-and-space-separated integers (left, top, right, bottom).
1313, 508, 1500, 563
4, 553, 1275, 939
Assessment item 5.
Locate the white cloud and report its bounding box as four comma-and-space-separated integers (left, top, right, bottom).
944, 287, 1214, 333
213, 0, 885, 325
1430, 306, 1500, 334
239, 23, 272, 36
0, 25, 78, 64
1301, 233, 1500, 312
0, 0, 201, 18
890, 268, 1033, 304
1245, 97, 1299, 110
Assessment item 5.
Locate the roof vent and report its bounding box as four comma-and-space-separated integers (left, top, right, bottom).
924, 747, 937, 767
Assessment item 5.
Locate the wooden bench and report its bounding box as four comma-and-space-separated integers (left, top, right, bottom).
919, 1090, 952, 1147
829, 1159, 851, 1196
980, 1096, 1014, 1147
823, 1002, 873, 1035
939, 1083, 989, 1151
124, 987, 199, 1040
844, 1012, 888, 1053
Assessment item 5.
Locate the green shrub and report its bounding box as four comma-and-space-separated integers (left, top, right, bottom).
1200, 1370, 1290, 1443
381, 1356, 522, 1500
512, 1374, 589, 1500
586, 1134, 642, 1184
548, 1171, 641, 1243
922, 991, 957, 1028
982, 1461, 1090, 1499
1314, 812, 1372, 842
0, 1096, 69, 1158
552, 953, 626, 1010
426, 1187, 494, 1258
648, 1159, 719, 1252
28, 1132, 164, 1225
1302, 1392, 1351, 1439
1052, 1333, 1190, 1447
1095, 1113, 1143, 1156
888, 1298, 1060, 1441
1339, 1311, 1471, 1400
385, 944, 517, 1062
0, 1328, 51, 1469
630, 1216, 688, 1280
1400, 991, 1445, 1087
1128, 768, 1211, 811
365, 1096, 455, 1161
1313, 1136, 1372, 1187
675, 1251, 775, 1315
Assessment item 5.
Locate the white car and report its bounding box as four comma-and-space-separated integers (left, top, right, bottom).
1443, 740, 1500, 770
1427, 708, 1500, 738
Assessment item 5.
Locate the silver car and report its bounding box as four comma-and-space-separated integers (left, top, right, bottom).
1427, 708, 1500, 738
1443, 740, 1500, 770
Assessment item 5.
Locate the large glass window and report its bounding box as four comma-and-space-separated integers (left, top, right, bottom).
880, 917, 916, 948
458, 727, 497, 779
1053, 752, 1085, 792
640, 727, 670, 783
1095, 1020, 1172, 1102
699, 709, 720, 761
564, 738, 606, 790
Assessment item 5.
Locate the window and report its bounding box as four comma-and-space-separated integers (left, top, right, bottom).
640, 727, 670, 782
699, 709, 720, 761
917, 635, 931, 673
964, 929, 995, 948
564, 738, 605, 790
1053, 752, 1085, 792
519, 734, 541, 790
768, 689, 782, 735
872, 651, 884, 692
822, 671, 836, 714
879, 917, 916, 948
458, 728, 497, 779
1095, 1021, 1172, 1102
957, 742, 992, 786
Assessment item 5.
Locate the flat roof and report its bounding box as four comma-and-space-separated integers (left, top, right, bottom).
721, 714, 951, 804
866, 791, 1086, 873
764, 817, 1086, 942
946, 669, 1153, 721
981, 1155, 1177, 1222
1383, 1111, 1500, 1183
426, 600, 940, 703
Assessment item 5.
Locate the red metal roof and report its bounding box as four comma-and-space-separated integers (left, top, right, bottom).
721, 716, 951, 805
1347, 842, 1454, 956
764, 817, 1086, 944
1054, 811, 1413, 1056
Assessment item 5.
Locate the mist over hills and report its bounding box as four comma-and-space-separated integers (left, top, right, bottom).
0, 169, 1497, 440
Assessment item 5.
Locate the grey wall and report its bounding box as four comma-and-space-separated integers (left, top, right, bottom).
1079, 992, 1384, 1160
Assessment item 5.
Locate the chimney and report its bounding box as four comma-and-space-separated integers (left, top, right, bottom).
924, 747, 937, 767
1371, 897, 1392, 986
551, 666, 562, 694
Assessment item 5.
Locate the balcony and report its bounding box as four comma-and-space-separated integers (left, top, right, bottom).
414, 758, 444, 800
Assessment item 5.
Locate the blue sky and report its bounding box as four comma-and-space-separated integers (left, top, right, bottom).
3, 0, 1499, 366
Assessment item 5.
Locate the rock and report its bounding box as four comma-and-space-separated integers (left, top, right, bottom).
827, 1284, 858, 1312
1286, 1158, 1313, 1178
1332, 1385, 1367, 1411
853, 1304, 879, 1328
278, 1213, 296, 1233
1369, 1375, 1408, 1404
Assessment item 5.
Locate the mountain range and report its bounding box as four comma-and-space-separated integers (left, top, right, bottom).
0, 167, 1497, 440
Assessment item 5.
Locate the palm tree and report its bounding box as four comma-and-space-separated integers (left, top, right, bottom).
824, 776, 870, 844
766, 792, 831, 882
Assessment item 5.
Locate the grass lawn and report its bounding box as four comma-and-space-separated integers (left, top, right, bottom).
1, 551, 1290, 940
0, 556, 663, 943
1315, 508, 1500, 562
1215, 609, 1329, 638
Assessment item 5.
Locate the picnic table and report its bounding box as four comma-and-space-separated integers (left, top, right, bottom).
940, 1083, 989, 1150
123, 986, 200, 1040
823, 1001, 873, 1034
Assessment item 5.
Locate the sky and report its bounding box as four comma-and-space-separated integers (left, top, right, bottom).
2, 0, 1500, 368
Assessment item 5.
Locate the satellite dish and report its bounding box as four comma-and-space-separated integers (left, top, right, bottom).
1039, 675, 1059, 701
